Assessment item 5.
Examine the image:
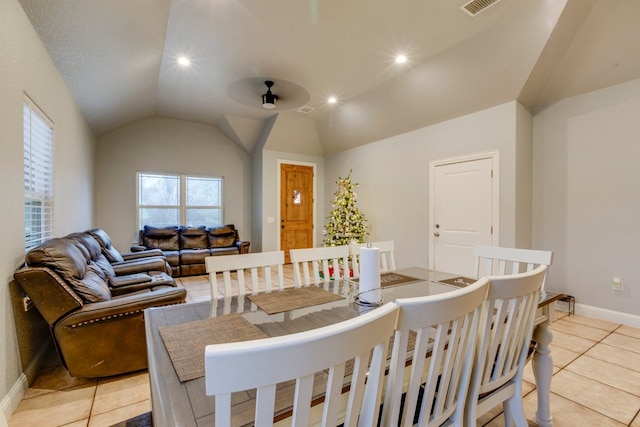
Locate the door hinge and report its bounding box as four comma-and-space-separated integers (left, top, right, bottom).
491, 169, 493, 178
491, 226, 493, 234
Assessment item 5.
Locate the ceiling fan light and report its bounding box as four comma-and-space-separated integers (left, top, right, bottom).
262, 80, 278, 109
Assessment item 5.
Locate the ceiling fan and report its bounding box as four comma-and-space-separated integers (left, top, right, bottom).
261, 81, 279, 109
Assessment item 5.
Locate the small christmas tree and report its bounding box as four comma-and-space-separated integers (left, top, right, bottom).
323, 171, 369, 246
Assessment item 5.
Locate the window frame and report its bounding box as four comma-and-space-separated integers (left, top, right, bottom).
136, 172, 224, 229
23, 95, 54, 251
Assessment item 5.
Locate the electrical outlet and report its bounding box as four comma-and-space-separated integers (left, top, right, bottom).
612, 276, 623, 291
22, 296, 33, 312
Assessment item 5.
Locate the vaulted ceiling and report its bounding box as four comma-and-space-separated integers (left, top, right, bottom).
18, 0, 640, 155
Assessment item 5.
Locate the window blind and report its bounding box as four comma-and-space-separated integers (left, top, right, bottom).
24, 96, 54, 250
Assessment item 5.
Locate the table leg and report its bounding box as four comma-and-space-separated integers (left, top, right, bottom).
532, 307, 553, 427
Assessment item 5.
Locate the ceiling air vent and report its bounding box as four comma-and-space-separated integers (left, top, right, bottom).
298, 105, 314, 114
461, 0, 501, 16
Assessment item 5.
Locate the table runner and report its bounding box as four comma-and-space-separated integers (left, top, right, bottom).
159, 313, 268, 382
247, 285, 345, 315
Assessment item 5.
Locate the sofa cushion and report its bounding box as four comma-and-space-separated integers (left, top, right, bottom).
142, 226, 180, 251
67, 232, 116, 280
180, 248, 211, 265
77, 266, 112, 302
208, 225, 237, 248
87, 228, 125, 263
210, 247, 240, 256
25, 238, 111, 302
179, 226, 208, 249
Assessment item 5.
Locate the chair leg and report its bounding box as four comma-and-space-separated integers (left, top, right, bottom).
503, 395, 527, 427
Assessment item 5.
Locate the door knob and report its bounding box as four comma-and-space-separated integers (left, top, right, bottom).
434, 232, 440, 237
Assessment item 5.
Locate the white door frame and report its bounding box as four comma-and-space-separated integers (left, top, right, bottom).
428, 151, 500, 270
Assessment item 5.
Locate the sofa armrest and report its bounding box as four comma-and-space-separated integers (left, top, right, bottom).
122, 248, 164, 259
112, 257, 171, 276
236, 240, 250, 254
58, 286, 186, 326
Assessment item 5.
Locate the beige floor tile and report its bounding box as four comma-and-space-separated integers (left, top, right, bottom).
585, 342, 640, 373
616, 324, 640, 339
550, 369, 640, 424
550, 318, 612, 342
87, 400, 151, 427
632, 412, 640, 427
560, 314, 620, 332
522, 390, 626, 427
23, 364, 97, 399
602, 332, 640, 353
546, 329, 597, 354
566, 354, 640, 396
60, 420, 88, 427
91, 371, 150, 416
9, 386, 95, 427
547, 343, 582, 368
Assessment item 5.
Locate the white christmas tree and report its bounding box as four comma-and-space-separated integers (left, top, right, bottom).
323, 171, 369, 246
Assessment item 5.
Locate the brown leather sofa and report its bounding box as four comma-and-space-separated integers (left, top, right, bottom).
85, 228, 172, 278
133, 224, 250, 276
14, 234, 186, 377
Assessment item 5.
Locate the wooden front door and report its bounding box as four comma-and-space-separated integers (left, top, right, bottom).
280, 164, 314, 263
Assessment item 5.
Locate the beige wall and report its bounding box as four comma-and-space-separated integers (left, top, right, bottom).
0, 0, 95, 420
324, 101, 527, 270
95, 116, 252, 252
533, 77, 640, 318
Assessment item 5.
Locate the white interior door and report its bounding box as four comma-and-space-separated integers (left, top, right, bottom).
429, 153, 498, 277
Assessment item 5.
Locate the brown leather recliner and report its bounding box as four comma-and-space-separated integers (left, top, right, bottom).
14, 236, 186, 377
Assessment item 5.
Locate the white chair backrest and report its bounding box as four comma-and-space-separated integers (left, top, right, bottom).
290, 245, 350, 287
205, 302, 399, 427
465, 265, 547, 426
349, 241, 396, 278
381, 277, 490, 427
473, 245, 552, 292
205, 251, 285, 303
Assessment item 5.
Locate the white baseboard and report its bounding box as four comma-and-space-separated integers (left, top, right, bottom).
1, 338, 54, 425
555, 300, 640, 328
0, 374, 27, 426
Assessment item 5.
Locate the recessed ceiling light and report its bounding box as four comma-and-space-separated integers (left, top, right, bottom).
395, 55, 407, 64
328, 96, 337, 104
178, 56, 191, 66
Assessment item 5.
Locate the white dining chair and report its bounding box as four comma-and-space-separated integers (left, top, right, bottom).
381, 276, 490, 427
473, 245, 552, 292
465, 265, 547, 427
204, 301, 399, 427
205, 251, 285, 303
349, 240, 396, 278
290, 245, 350, 287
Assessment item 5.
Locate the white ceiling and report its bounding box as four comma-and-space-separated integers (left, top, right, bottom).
17, 0, 640, 155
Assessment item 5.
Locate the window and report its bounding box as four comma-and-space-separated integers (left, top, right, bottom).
24, 96, 54, 250
137, 173, 223, 228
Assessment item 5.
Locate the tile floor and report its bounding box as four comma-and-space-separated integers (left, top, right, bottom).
8, 270, 640, 426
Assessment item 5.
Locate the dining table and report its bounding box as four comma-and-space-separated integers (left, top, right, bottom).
144, 267, 562, 427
